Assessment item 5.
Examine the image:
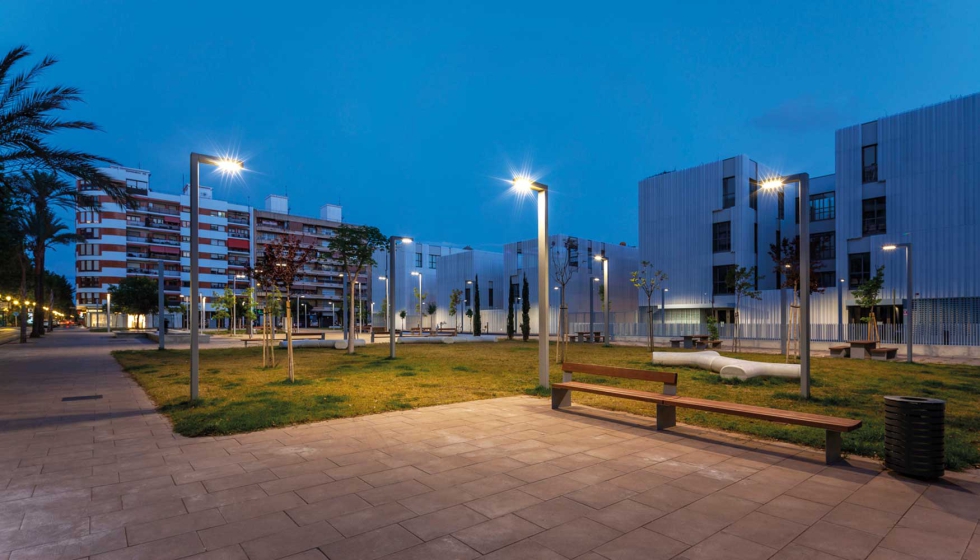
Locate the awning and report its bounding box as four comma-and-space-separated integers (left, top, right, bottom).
150, 245, 180, 255
163, 216, 180, 224
227, 238, 250, 250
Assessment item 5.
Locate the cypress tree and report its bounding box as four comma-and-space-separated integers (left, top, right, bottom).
472, 275, 482, 336
506, 283, 515, 340
521, 274, 530, 342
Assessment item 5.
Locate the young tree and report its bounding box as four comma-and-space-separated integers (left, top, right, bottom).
246, 263, 278, 367
768, 236, 825, 297
725, 266, 761, 352
107, 276, 158, 330
412, 286, 428, 333
448, 289, 461, 332
551, 239, 576, 362
854, 265, 886, 342
264, 236, 313, 381
472, 275, 482, 336
427, 302, 437, 333
520, 274, 530, 342
211, 285, 236, 331
399, 310, 407, 331
630, 262, 668, 352
465, 308, 473, 331
327, 224, 387, 354
506, 284, 516, 340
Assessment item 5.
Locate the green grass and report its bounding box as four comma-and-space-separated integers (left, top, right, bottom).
112, 341, 980, 469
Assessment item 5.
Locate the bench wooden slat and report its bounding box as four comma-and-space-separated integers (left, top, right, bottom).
664, 396, 861, 432
552, 382, 666, 404
562, 362, 677, 385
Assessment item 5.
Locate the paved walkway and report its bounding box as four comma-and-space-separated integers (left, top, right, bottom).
0, 330, 977, 560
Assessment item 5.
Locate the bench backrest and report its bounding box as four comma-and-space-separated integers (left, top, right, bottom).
562, 363, 678, 395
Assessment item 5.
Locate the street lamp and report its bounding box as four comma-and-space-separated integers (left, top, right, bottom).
883, 243, 913, 363
106, 292, 111, 333
411, 271, 422, 334
595, 251, 610, 346
762, 173, 811, 398
386, 236, 413, 358
661, 287, 668, 327
838, 277, 845, 342
512, 177, 549, 388
189, 152, 243, 401
379, 276, 389, 329
590, 277, 599, 342
232, 273, 245, 336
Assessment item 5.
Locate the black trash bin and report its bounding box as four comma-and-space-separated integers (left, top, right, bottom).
884, 396, 945, 479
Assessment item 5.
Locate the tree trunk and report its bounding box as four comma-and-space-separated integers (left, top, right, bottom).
348, 278, 357, 354
31, 247, 44, 338
647, 308, 654, 352
262, 300, 268, 367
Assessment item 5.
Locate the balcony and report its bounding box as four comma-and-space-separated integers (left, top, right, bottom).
228, 216, 250, 225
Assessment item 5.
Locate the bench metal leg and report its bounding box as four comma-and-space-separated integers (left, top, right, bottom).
825, 431, 842, 464
656, 404, 676, 430
552, 388, 571, 409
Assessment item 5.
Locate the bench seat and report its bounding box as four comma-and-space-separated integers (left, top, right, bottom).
870, 347, 898, 361
552, 362, 861, 464
829, 345, 850, 358
669, 338, 683, 348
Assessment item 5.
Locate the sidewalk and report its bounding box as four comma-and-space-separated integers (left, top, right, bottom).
0, 330, 977, 560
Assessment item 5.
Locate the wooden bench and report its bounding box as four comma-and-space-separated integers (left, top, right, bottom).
669, 338, 684, 348
241, 333, 326, 346
870, 347, 898, 361
436, 328, 457, 337
695, 339, 723, 350
552, 362, 862, 464
829, 345, 850, 358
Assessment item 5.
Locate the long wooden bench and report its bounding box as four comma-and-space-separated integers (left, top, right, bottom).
695, 339, 723, 350
829, 345, 850, 358
870, 347, 898, 361
241, 333, 327, 346
552, 362, 862, 464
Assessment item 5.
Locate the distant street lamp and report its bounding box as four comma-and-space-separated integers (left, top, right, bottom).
883, 243, 913, 363
512, 177, 549, 388
595, 251, 610, 346
106, 292, 111, 333
762, 173, 811, 398
590, 277, 599, 342
661, 287, 668, 327
232, 273, 245, 336
189, 152, 243, 401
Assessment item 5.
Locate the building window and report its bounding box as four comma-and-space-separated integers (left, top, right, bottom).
567, 237, 579, 267
862, 144, 878, 183
429, 254, 439, 269
488, 281, 494, 307
849, 253, 871, 288
415, 252, 422, 267
811, 232, 836, 260
712, 221, 731, 253
713, 265, 735, 295
815, 270, 837, 289
77, 243, 100, 256
722, 176, 735, 209
862, 197, 887, 235
810, 192, 835, 221
748, 180, 759, 211
78, 260, 100, 272
79, 228, 100, 240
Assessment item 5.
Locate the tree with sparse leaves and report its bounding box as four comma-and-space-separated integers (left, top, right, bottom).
327, 224, 387, 354
107, 276, 157, 330
726, 266, 761, 352
630, 262, 668, 352
506, 284, 515, 340
448, 289, 461, 332
854, 265, 886, 342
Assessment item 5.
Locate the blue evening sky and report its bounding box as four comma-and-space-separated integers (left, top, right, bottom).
5, 1, 979, 281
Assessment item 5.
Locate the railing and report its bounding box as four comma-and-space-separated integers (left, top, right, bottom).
228, 217, 250, 225
128, 268, 180, 277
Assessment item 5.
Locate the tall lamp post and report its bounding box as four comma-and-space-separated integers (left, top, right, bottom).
232, 273, 245, 336
106, 292, 111, 333
158, 261, 166, 350
883, 243, 913, 363
838, 277, 845, 342
379, 276, 389, 328
762, 173, 811, 398
661, 287, 668, 327
595, 251, 610, 346
411, 271, 422, 334
384, 236, 413, 358
189, 152, 243, 401
512, 178, 549, 388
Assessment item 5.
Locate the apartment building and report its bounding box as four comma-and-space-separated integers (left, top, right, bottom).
75, 166, 251, 328
639, 92, 980, 330
252, 195, 363, 328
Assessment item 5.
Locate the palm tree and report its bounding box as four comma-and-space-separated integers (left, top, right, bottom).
22, 207, 81, 334
14, 171, 81, 337
0, 46, 127, 199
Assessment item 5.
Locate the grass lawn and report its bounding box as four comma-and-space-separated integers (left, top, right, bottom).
113, 341, 980, 469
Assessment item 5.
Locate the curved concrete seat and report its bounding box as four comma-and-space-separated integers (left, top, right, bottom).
282, 339, 366, 349
652, 351, 800, 381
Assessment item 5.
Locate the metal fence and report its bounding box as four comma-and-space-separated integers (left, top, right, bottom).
566, 320, 980, 346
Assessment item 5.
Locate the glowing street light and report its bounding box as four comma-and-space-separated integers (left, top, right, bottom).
386, 236, 413, 358
883, 243, 913, 363
189, 152, 244, 401
595, 251, 610, 346
761, 173, 812, 398
512, 177, 549, 388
